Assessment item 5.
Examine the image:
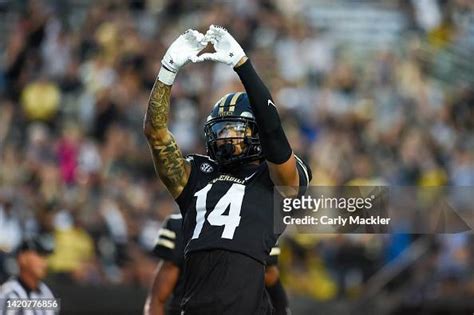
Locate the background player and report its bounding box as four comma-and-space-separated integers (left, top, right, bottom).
144, 214, 290, 315
143, 25, 311, 314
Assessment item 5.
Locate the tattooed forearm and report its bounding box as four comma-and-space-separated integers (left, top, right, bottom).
145, 80, 171, 130
144, 79, 190, 198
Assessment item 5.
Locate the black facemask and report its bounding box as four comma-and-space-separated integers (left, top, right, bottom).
216, 143, 235, 160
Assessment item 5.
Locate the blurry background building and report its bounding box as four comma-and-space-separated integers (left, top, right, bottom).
0, 0, 473, 314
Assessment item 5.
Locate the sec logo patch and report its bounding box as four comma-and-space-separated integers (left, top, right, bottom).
200, 162, 214, 173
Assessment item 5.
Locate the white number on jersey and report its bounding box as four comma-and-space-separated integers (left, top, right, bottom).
192, 183, 245, 240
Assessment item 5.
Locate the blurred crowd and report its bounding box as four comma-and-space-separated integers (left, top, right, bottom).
0, 0, 473, 309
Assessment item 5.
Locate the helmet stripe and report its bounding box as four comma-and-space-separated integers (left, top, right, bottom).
218, 93, 232, 114
228, 92, 244, 112
223, 93, 234, 113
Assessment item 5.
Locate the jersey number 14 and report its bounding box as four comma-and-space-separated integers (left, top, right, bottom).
192, 183, 245, 240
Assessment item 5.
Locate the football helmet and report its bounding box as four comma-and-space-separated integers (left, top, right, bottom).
204, 92, 263, 169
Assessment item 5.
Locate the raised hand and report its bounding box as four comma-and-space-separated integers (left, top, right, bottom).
159, 29, 207, 85
191, 25, 246, 67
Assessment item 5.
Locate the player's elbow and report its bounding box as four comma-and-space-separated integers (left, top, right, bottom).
144, 123, 170, 144
268, 157, 300, 197
271, 172, 300, 198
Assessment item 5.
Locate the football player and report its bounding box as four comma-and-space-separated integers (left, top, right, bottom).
143, 26, 311, 314
143, 214, 289, 315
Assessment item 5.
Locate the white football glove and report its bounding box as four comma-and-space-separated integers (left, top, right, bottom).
159, 29, 207, 85
191, 25, 246, 67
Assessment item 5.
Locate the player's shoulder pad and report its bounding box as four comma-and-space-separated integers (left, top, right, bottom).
155, 215, 181, 253
162, 213, 183, 232
186, 154, 218, 174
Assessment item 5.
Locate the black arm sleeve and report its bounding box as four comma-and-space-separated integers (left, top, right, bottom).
266, 279, 290, 315
234, 60, 292, 164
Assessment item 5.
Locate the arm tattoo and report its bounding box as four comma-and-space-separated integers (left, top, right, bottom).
144, 80, 189, 197
149, 134, 187, 195
145, 80, 171, 129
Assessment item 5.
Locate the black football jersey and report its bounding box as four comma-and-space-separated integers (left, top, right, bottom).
153, 214, 185, 314
176, 154, 311, 265
153, 215, 281, 269
153, 213, 282, 315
